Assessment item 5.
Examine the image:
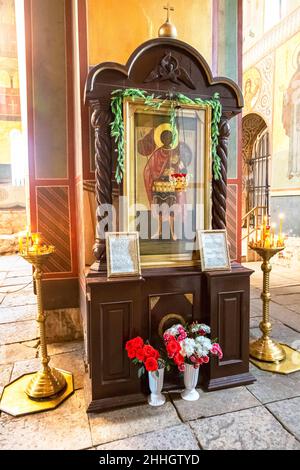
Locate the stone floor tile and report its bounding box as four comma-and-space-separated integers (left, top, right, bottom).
0, 320, 38, 345
250, 287, 261, 299
171, 386, 260, 422
0, 364, 12, 395
283, 304, 300, 315
1, 288, 36, 308
189, 406, 300, 450
250, 298, 263, 317
0, 304, 36, 324
272, 293, 300, 306
269, 306, 300, 333
0, 343, 38, 366
96, 424, 200, 450
251, 297, 300, 330
47, 340, 84, 356
89, 401, 180, 447
267, 397, 300, 440
11, 349, 85, 390
247, 366, 300, 404
0, 389, 92, 450
270, 285, 300, 296
6, 268, 32, 278
10, 357, 40, 380
0, 255, 19, 270
0, 276, 32, 288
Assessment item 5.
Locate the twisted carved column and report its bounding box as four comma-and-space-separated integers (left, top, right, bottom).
91, 99, 112, 262
212, 116, 231, 230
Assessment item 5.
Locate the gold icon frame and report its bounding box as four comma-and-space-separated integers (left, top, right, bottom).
122, 97, 212, 268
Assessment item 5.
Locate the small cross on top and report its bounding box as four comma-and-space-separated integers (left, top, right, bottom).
164, 3, 174, 22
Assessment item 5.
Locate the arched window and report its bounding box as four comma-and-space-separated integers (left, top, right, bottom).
249, 128, 270, 215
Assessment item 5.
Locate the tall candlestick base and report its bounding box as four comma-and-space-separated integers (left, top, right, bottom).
249, 246, 286, 363
249, 336, 286, 363
0, 245, 74, 416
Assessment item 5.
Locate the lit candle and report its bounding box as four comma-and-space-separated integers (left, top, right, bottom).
18, 236, 23, 253
271, 223, 276, 248
26, 226, 30, 251
279, 213, 284, 238
260, 224, 264, 244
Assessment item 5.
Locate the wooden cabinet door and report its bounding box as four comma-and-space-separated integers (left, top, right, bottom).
88, 279, 144, 404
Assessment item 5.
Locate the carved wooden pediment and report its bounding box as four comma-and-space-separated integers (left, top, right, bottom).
144, 51, 196, 89
85, 38, 243, 115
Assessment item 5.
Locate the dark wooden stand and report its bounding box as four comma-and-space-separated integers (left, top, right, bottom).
83, 37, 255, 413
84, 263, 255, 412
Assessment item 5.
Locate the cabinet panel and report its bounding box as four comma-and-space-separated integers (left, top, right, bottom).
218, 292, 243, 365
100, 302, 131, 382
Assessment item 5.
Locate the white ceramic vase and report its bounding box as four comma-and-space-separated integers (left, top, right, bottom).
148, 367, 166, 406
181, 363, 199, 401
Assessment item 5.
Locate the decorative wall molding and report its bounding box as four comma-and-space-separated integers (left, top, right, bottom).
244, 7, 300, 70
245, 53, 274, 127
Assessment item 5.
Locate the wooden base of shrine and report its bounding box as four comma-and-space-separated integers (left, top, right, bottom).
83, 262, 255, 413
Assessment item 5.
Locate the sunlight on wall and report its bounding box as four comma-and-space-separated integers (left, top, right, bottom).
87, 0, 212, 67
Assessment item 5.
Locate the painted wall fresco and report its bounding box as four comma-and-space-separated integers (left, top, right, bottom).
243, 4, 300, 238
243, 15, 300, 194
273, 31, 300, 190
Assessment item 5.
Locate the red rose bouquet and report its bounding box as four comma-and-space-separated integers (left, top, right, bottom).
125, 336, 167, 378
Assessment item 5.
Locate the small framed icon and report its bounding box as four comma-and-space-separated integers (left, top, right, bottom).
197, 229, 231, 271
105, 232, 141, 278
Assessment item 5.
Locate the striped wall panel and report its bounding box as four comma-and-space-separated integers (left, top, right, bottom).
36, 186, 72, 273
227, 184, 238, 260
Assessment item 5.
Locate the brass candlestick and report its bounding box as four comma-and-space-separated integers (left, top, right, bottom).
249, 246, 286, 362
22, 248, 67, 398
0, 242, 74, 416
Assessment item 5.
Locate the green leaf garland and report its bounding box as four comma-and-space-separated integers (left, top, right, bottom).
110, 88, 222, 184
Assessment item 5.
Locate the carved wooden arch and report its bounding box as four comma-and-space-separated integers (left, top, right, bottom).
85, 38, 244, 261
242, 113, 268, 164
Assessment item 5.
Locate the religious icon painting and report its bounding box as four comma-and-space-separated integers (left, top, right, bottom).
105, 232, 141, 278
122, 97, 211, 267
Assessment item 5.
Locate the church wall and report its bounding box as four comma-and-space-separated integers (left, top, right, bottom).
243, 4, 300, 237
24, 0, 80, 319
86, 0, 213, 68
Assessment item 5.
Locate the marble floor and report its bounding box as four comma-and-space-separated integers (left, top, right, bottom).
0, 255, 300, 450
